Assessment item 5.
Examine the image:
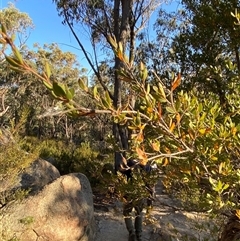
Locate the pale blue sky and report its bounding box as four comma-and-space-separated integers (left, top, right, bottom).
1, 0, 92, 69
1, 0, 179, 72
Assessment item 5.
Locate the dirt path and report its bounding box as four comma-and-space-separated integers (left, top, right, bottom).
94, 181, 217, 241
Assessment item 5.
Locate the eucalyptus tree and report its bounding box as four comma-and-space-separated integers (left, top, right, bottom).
0, 3, 34, 86
0, 5, 90, 140
135, 7, 182, 88
19, 43, 86, 139
53, 0, 165, 155
0, 4, 34, 129
0, 3, 33, 46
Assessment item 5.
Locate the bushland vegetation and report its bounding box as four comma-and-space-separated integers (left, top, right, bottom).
1, 2, 240, 239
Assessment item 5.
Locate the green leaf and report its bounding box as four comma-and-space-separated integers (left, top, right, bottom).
216, 181, 222, 191
200, 112, 206, 121
199, 129, 206, 135
142, 67, 148, 82
223, 184, 229, 191
117, 69, 133, 82
13, 48, 23, 64
65, 87, 74, 100
151, 92, 167, 103
102, 98, 110, 109
93, 86, 98, 99
43, 81, 52, 90
146, 83, 150, 94
9, 66, 25, 72
1, 24, 7, 34
139, 62, 148, 82
152, 85, 158, 92
52, 81, 66, 97
128, 125, 138, 130
107, 35, 118, 49
166, 106, 176, 114
105, 91, 112, 106
209, 177, 216, 186
51, 90, 58, 99
44, 61, 51, 78
5, 56, 21, 67
69, 88, 75, 97
78, 78, 88, 92
158, 83, 166, 99
135, 111, 141, 126
145, 95, 152, 107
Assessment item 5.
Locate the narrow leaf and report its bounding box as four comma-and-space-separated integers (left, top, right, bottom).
218, 162, 223, 174
105, 91, 112, 106
93, 86, 98, 99
169, 122, 176, 132
162, 158, 169, 167
1, 24, 7, 34
5, 56, 21, 67
78, 78, 88, 92
142, 67, 148, 81
236, 210, 240, 220
107, 35, 118, 49
43, 81, 53, 90
13, 48, 23, 64
65, 87, 74, 100
176, 113, 181, 124
9, 66, 25, 72
0, 38, 6, 44
118, 41, 123, 54
158, 102, 162, 118
146, 83, 150, 94
45, 61, 51, 78
158, 83, 166, 99
136, 132, 144, 143
102, 98, 110, 109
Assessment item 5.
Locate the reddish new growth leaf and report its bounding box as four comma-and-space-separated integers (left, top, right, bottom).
136, 147, 148, 165
171, 73, 181, 91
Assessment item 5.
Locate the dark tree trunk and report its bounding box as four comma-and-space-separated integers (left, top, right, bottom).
113, 0, 133, 158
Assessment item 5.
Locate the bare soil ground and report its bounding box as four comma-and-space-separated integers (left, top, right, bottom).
93, 180, 219, 241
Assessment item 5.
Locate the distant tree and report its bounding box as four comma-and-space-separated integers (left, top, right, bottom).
169, 0, 240, 108
0, 4, 34, 127
0, 3, 33, 45
0, 5, 95, 142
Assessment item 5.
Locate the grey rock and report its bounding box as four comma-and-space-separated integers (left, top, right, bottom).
1, 173, 95, 241
19, 158, 61, 194
0, 158, 60, 195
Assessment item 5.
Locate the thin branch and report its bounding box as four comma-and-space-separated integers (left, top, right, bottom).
148, 149, 190, 161
102, 3, 114, 38
0, 89, 9, 117
63, 8, 114, 100
0, 106, 9, 117
37, 107, 113, 119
